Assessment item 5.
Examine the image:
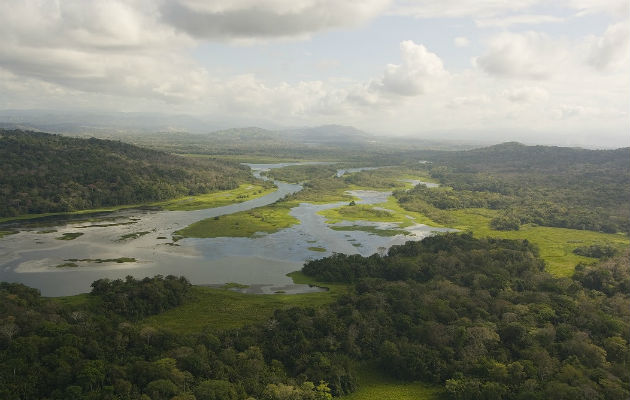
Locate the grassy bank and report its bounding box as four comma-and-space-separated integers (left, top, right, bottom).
143, 273, 348, 334
342, 366, 441, 400
0, 183, 275, 225
154, 183, 275, 211
176, 202, 299, 238
448, 208, 629, 276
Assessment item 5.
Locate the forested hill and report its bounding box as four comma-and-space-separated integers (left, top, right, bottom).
0, 130, 250, 217
403, 142, 630, 234
426, 142, 630, 171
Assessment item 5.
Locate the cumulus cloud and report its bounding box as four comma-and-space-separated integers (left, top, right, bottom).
160, 0, 390, 40
454, 37, 470, 47
475, 14, 564, 28
371, 41, 446, 96
390, 0, 541, 19
476, 32, 568, 79
391, 0, 627, 20
584, 22, 630, 70
503, 86, 549, 103
0, 0, 206, 101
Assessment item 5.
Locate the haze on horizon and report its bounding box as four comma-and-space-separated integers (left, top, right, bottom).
0, 0, 628, 148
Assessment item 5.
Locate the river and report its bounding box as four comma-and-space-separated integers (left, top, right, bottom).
0, 164, 449, 296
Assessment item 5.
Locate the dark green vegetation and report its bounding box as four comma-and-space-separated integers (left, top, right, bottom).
2, 234, 628, 399
399, 143, 630, 234
55, 258, 137, 268
118, 231, 151, 241
0, 130, 250, 218
329, 225, 409, 237
56, 232, 84, 240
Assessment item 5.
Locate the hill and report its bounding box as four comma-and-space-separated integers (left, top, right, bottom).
0, 129, 250, 217
399, 143, 630, 234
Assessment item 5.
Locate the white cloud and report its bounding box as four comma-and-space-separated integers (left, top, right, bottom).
390, 0, 628, 19
503, 86, 549, 103
390, 0, 541, 19
584, 22, 630, 70
160, 0, 391, 40
454, 37, 470, 47
476, 32, 568, 79
371, 41, 446, 96
566, 0, 629, 18
475, 14, 564, 28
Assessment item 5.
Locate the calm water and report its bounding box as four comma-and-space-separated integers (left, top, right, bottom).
0, 164, 448, 296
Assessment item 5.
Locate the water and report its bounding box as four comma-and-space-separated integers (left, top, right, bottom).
0, 164, 448, 296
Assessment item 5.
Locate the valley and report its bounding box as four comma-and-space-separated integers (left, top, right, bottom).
1, 129, 628, 400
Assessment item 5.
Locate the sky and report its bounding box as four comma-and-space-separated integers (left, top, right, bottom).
0, 0, 628, 147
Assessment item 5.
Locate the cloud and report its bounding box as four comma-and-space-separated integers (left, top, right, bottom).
371, 41, 446, 96
503, 86, 549, 103
584, 22, 630, 70
0, 0, 206, 101
160, 0, 390, 41
566, 0, 629, 18
454, 37, 470, 47
390, 0, 541, 19
476, 32, 568, 79
391, 0, 628, 19
475, 14, 564, 28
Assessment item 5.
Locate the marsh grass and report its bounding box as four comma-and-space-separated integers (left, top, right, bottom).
176, 203, 299, 238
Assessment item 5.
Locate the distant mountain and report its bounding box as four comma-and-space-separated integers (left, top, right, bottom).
0, 129, 249, 217
281, 124, 372, 144
0, 109, 228, 134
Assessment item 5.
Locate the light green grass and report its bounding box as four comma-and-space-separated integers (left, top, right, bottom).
308, 246, 327, 252
176, 203, 299, 238
330, 225, 410, 237
319, 205, 399, 224
0, 230, 18, 238
448, 208, 629, 277
342, 366, 441, 400
319, 196, 441, 228
143, 275, 348, 334
155, 183, 275, 211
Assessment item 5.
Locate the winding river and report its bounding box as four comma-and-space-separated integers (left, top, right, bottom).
0, 163, 448, 296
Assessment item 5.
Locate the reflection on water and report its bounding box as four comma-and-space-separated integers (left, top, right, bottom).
0, 164, 449, 296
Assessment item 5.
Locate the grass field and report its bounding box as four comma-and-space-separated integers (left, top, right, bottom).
319, 192, 629, 277
448, 208, 630, 276
154, 183, 275, 211
342, 366, 441, 400
329, 225, 410, 237
175, 203, 299, 238
319, 196, 441, 228
143, 272, 348, 334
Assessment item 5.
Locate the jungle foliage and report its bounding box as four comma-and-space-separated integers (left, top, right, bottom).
0, 130, 250, 217
2, 234, 628, 399
396, 143, 630, 234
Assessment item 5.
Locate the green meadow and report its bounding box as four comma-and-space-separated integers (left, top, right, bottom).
342, 366, 442, 400
175, 202, 299, 238
143, 272, 348, 334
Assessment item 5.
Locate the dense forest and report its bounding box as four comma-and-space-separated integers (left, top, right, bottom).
1, 234, 627, 399
0, 130, 250, 217
396, 143, 630, 234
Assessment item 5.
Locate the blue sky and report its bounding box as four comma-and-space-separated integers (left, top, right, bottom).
0, 0, 628, 147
